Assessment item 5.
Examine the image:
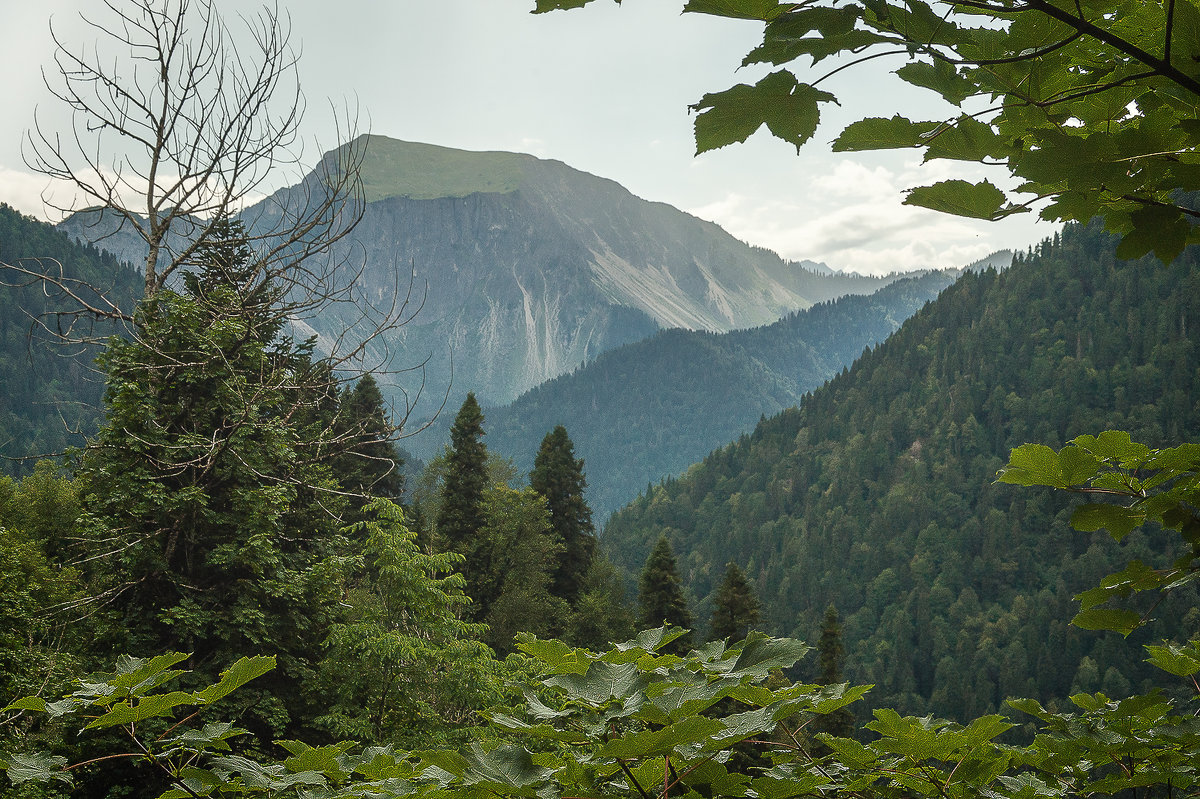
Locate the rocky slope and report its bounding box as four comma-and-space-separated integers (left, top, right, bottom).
59, 135, 906, 423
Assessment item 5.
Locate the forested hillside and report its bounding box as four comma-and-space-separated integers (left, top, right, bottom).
605, 221, 1200, 720
486, 270, 957, 519
0, 204, 140, 471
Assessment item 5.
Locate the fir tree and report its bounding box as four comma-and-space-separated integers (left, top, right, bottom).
436, 393, 488, 552
436, 393, 491, 614
530, 425, 596, 604
77, 218, 353, 736
813, 604, 854, 739
638, 535, 693, 654
708, 562, 760, 642
336, 373, 404, 507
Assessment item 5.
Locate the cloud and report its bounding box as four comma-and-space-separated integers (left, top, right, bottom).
0, 165, 53, 220
0, 163, 271, 224
685, 157, 1049, 275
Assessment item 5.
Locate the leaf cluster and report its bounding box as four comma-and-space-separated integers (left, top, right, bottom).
533, 0, 1200, 262
5, 627, 1200, 799
1001, 431, 1200, 634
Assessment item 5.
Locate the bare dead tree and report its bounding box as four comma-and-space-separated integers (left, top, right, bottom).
22, 0, 366, 308
1, 0, 443, 498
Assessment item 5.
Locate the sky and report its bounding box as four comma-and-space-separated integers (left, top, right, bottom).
0, 1, 1056, 276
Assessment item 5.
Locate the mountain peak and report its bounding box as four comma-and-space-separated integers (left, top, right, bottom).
348, 134, 537, 202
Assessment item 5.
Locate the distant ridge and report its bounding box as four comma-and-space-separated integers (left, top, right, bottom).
482, 270, 958, 519
352, 136, 533, 201
61, 135, 908, 426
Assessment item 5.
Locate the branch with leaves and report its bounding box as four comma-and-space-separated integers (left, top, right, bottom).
534, 0, 1200, 262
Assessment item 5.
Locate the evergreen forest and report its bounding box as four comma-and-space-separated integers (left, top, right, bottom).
485, 270, 957, 520
0, 204, 141, 470
4, 0, 1200, 793
605, 220, 1200, 720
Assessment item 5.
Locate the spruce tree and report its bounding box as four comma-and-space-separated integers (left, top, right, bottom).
436, 393, 488, 552
77, 218, 353, 735
436, 393, 491, 614
530, 425, 596, 604
708, 562, 760, 642
336, 373, 404, 506
638, 535, 693, 653
813, 604, 854, 739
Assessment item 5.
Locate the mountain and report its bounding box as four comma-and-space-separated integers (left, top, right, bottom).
602, 222, 1200, 722
59, 136, 905, 422
0, 204, 141, 470
481, 270, 958, 520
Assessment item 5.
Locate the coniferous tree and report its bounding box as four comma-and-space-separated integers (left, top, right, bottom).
708, 562, 760, 642
530, 425, 596, 604
813, 604, 854, 739
638, 535, 693, 654
77, 218, 354, 736
436, 393, 488, 554
567, 553, 636, 650
336, 373, 404, 507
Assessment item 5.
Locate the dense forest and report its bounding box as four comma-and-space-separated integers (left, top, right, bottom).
0, 204, 141, 470
485, 270, 957, 519
6, 0, 1200, 792
605, 220, 1200, 721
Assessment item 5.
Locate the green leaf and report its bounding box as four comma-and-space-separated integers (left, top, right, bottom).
726, 632, 811, 677
84, 691, 195, 729
193, 655, 275, 704
742, 7, 864, 64
3, 697, 48, 713
1070, 504, 1145, 539
531, 0, 608, 12
544, 660, 650, 704
924, 117, 1007, 162
5, 752, 70, 785
693, 71, 836, 154
1145, 641, 1200, 677
895, 60, 975, 105
747, 28, 893, 65
1072, 430, 1152, 464
282, 741, 356, 779
904, 179, 1009, 219
833, 115, 939, 151
461, 743, 552, 788
1057, 446, 1102, 485
1071, 607, 1143, 635
683, 0, 792, 21
1115, 204, 1190, 263
166, 767, 227, 798
516, 637, 577, 668
600, 715, 724, 758
998, 443, 1062, 486
816, 735, 877, 769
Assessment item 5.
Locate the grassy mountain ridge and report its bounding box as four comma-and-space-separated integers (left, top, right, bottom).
351, 136, 533, 202
484, 270, 958, 520
603, 221, 1200, 720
